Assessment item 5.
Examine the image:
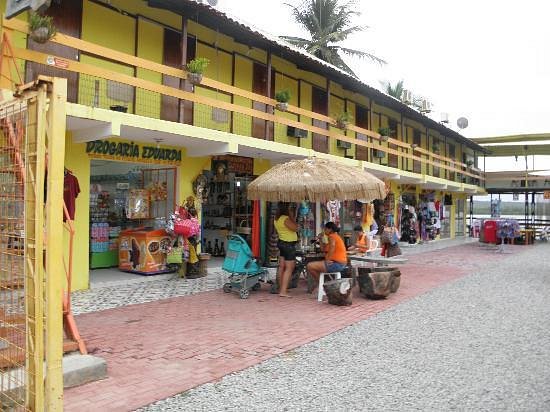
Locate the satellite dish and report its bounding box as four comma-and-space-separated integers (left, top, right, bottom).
207, 0, 219, 5
457, 117, 469, 129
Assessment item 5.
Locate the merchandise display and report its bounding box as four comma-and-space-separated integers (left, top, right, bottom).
119, 228, 172, 274
127, 189, 150, 219
89, 161, 177, 272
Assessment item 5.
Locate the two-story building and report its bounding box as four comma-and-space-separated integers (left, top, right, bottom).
0, 0, 486, 289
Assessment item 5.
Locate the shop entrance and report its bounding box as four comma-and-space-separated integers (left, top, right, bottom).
201, 157, 255, 258
89, 160, 176, 275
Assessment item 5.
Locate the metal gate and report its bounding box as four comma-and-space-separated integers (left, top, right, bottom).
0, 79, 66, 410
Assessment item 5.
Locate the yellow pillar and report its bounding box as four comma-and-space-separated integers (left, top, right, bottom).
25, 85, 46, 410
45, 77, 67, 411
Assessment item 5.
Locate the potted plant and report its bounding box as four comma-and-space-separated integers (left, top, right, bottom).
465, 159, 474, 168
335, 111, 352, 130
186, 57, 210, 85
377, 127, 392, 142
274, 89, 291, 111
432, 143, 440, 154
28, 12, 57, 44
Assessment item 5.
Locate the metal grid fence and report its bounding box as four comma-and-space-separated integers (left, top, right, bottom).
0, 94, 44, 410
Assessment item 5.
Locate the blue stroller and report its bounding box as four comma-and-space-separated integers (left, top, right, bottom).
222, 234, 267, 299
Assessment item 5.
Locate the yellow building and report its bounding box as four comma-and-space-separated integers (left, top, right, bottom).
0, 0, 486, 290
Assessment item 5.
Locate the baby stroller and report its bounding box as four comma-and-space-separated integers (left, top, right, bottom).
222, 234, 268, 299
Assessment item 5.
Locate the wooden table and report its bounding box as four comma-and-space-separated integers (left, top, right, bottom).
520, 229, 535, 245
349, 254, 408, 267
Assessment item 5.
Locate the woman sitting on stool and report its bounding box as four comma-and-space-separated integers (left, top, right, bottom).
307, 222, 347, 292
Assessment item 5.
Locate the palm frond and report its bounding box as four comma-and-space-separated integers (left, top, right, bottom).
339, 46, 387, 65
283, 0, 385, 72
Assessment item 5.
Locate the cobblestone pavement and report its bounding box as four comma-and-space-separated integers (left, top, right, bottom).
71, 237, 476, 315
64, 240, 512, 411
139, 242, 549, 412
71, 271, 229, 315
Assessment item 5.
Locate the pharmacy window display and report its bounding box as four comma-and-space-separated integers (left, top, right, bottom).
89, 160, 177, 274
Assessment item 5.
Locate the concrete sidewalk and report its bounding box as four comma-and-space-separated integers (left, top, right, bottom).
64, 241, 507, 411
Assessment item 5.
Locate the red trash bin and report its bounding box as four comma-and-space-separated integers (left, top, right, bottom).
483, 220, 498, 244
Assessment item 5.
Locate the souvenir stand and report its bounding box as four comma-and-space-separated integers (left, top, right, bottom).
399, 192, 417, 244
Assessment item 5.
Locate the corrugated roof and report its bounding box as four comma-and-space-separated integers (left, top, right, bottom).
148, 0, 486, 152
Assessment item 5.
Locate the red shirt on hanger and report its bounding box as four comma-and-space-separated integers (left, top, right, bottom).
64, 172, 80, 221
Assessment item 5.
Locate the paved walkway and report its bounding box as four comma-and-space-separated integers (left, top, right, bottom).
65, 239, 501, 411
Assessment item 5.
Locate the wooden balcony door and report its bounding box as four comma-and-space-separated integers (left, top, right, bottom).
312, 86, 328, 153
432, 137, 440, 178
161, 30, 196, 123
26, 0, 83, 103
388, 118, 399, 168
413, 130, 421, 173
252, 62, 274, 140
355, 105, 369, 161
448, 144, 456, 181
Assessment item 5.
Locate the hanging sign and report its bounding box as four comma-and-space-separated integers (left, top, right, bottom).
85, 139, 182, 165
212, 155, 254, 175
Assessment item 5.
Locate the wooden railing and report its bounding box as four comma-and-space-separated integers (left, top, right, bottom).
2, 17, 484, 183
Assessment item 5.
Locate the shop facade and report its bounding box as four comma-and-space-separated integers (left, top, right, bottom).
64, 134, 270, 290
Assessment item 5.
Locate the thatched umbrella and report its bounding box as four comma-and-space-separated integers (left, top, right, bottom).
247, 157, 386, 202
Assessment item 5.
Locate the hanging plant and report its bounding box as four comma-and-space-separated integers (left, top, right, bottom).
335, 111, 352, 130
186, 57, 210, 85
377, 127, 392, 142
274, 89, 291, 112
28, 12, 57, 44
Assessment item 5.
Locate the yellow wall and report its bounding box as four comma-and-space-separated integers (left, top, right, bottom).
136, 18, 163, 119
64, 135, 91, 291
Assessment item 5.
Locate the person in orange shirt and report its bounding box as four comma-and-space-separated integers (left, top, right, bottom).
347, 225, 368, 253
307, 222, 347, 290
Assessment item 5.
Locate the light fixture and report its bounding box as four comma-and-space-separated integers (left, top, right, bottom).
410, 143, 418, 150
153, 137, 163, 148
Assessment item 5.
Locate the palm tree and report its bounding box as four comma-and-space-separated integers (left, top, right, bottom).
381, 80, 404, 99
280, 0, 386, 77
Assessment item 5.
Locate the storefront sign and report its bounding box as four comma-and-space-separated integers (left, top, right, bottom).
212, 155, 254, 175
85, 140, 182, 165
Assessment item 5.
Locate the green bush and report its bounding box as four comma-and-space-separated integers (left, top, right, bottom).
29, 12, 56, 39
336, 111, 352, 124
186, 57, 210, 74
377, 127, 392, 136
275, 89, 291, 103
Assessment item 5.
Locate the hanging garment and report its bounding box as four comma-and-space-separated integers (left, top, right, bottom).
63, 171, 80, 221
326, 200, 341, 225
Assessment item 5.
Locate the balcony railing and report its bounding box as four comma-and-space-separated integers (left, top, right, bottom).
1, 17, 484, 185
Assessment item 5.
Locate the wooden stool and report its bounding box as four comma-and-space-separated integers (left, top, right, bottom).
318, 272, 341, 302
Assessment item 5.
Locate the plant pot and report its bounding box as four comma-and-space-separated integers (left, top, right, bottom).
275, 102, 289, 112
30, 27, 51, 44
187, 72, 203, 85
380, 135, 389, 142
110, 105, 128, 113
336, 120, 348, 130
